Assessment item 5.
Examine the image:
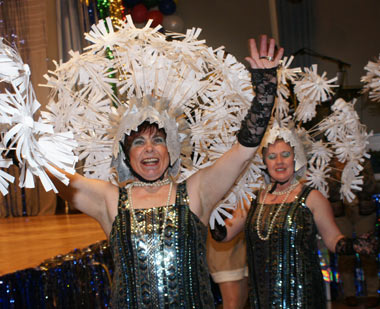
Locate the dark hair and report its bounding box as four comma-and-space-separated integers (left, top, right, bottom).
123, 121, 166, 157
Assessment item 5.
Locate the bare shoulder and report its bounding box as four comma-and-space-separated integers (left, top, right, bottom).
305, 188, 330, 213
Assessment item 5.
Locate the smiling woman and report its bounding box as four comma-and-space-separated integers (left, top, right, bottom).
48, 32, 283, 307
218, 124, 378, 309
124, 122, 170, 183
262, 139, 295, 185
0, 15, 284, 307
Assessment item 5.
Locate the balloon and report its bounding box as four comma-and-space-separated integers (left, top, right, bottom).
158, 0, 176, 15
131, 4, 148, 23
123, 0, 142, 8
147, 10, 163, 27
143, 0, 159, 9
162, 15, 184, 32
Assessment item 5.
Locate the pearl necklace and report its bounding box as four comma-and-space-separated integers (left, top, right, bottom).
256, 181, 299, 241
271, 179, 300, 195
131, 178, 171, 187
128, 180, 173, 242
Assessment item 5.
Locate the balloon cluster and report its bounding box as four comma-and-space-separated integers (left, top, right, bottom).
125, 0, 184, 32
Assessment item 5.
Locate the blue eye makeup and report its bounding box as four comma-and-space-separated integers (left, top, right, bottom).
131, 137, 145, 147
153, 136, 166, 145
281, 151, 291, 158
267, 151, 292, 160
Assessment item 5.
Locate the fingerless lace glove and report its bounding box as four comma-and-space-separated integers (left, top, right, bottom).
335, 233, 379, 256
237, 67, 277, 147
335, 237, 355, 255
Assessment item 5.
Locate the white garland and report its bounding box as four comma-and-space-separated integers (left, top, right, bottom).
40, 17, 260, 226
0, 18, 371, 222
361, 54, 380, 102
0, 39, 78, 194
268, 64, 371, 203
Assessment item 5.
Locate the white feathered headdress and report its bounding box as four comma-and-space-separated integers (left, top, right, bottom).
209, 56, 372, 228
361, 54, 380, 102
0, 17, 263, 226
259, 57, 372, 202
40, 16, 264, 217
0, 38, 77, 195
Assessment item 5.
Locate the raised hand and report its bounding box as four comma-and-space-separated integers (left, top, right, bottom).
245, 35, 284, 69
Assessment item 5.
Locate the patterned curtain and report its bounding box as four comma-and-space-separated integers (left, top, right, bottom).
56, 0, 88, 62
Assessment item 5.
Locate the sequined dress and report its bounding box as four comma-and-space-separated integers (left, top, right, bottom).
245, 186, 326, 309
109, 183, 214, 308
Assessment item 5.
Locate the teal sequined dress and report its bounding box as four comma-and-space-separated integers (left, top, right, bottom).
245, 186, 326, 309
109, 183, 214, 308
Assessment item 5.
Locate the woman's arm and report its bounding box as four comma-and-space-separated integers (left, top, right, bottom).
188, 36, 283, 224
307, 189, 344, 252
308, 189, 378, 255
47, 168, 118, 234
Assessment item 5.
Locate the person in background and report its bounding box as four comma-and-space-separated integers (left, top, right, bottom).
207, 205, 249, 309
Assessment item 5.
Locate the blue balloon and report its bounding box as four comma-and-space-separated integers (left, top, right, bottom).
158, 0, 176, 15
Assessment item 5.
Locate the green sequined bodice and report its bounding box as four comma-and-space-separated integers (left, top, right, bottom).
109, 183, 214, 308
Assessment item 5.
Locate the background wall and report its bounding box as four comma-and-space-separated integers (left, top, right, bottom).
177, 0, 273, 64
312, 0, 380, 134
175, 0, 380, 133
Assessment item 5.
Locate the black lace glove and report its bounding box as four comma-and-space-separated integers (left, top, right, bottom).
335, 237, 355, 255
237, 67, 277, 147
353, 232, 379, 256
335, 233, 379, 256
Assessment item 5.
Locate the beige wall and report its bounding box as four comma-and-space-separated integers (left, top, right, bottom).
177, 0, 380, 86
312, 0, 380, 86
177, 0, 273, 64
176, 0, 380, 133
312, 0, 380, 133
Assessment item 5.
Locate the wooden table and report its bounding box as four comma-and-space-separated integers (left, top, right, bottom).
0, 214, 106, 275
